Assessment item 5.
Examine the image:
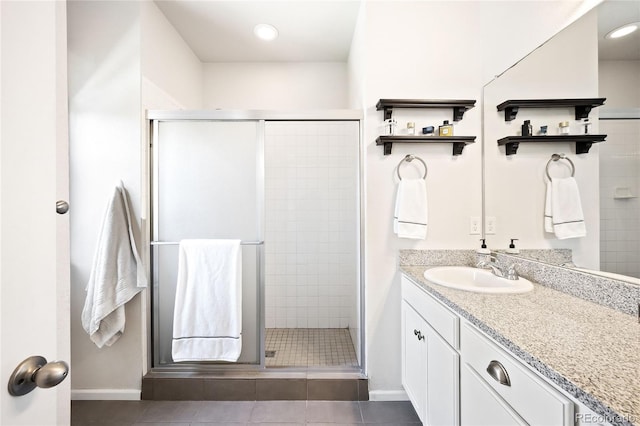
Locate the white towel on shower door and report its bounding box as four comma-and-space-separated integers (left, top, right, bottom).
82, 182, 148, 348
172, 239, 242, 362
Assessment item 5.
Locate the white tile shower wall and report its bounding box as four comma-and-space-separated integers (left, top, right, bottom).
598, 119, 640, 279
265, 121, 359, 329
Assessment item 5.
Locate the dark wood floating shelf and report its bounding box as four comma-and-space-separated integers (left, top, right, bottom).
376, 135, 476, 156
376, 99, 476, 121
497, 134, 607, 156
496, 98, 606, 121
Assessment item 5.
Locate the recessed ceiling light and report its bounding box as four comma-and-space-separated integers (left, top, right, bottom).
254, 24, 278, 41
605, 22, 639, 39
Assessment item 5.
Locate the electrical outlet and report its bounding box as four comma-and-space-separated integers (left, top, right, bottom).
486, 216, 497, 234
469, 217, 481, 235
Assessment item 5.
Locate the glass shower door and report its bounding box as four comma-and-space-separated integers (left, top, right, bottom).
152, 120, 263, 366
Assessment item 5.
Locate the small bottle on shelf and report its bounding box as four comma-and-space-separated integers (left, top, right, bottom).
439, 120, 453, 137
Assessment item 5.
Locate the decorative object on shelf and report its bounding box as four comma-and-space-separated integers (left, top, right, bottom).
422, 126, 435, 135
538, 125, 548, 136
439, 120, 453, 136
581, 118, 592, 134
496, 98, 606, 121
407, 122, 416, 135
376, 99, 476, 121
559, 121, 570, 135
521, 120, 532, 136
497, 134, 606, 155
384, 118, 397, 135
376, 135, 476, 156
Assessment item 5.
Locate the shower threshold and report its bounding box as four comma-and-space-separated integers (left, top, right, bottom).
142, 368, 368, 401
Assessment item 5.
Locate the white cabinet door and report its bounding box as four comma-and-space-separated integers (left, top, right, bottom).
402, 300, 459, 426
402, 301, 427, 423
461, 363, 527, 426
425, 324, 459, 426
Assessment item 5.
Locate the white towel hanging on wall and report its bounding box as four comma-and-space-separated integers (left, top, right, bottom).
394, 178, 428, 240
82, 182, 147, 348
394, 155, 428, 240
543, 154, 586, 239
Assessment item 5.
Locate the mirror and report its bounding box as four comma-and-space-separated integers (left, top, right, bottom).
483, 0, 640, 285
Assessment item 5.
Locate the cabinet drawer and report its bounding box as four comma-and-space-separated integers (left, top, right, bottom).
401, 275, 459, 349
461, 323, 574, 426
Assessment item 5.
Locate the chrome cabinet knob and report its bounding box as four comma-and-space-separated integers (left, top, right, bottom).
8, 356, 69, 396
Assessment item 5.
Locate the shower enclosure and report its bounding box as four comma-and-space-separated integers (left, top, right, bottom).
598, 110, 640, 279
149, 111, 362, 371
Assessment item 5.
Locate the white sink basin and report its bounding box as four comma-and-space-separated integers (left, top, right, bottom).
423, 266, 534, 294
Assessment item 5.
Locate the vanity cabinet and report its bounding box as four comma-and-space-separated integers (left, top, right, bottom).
401, 276, 460, 425
401, 274, 581, 426
460, 323, 573, 426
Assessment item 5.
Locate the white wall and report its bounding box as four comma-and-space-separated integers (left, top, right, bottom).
599, 60, 640, 109
68, 0, 144, 399
141, 1, 204, 110
483, 10, 599, 269
355, 1, 595, 398
68, 0, 203, 399
203, 62, 348, 109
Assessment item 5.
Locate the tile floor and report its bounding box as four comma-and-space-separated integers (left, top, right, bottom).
71, 400, 421, 425
265, 329, 358, 368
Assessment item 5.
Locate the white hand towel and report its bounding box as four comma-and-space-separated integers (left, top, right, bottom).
172, 239, 242, 362
551, 177, 586, 239
544, 181, 553, 233
82, 183, 147, 348
394, 178, 428, 239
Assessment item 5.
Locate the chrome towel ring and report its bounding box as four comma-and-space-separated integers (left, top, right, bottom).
397, 154, 427, 180
545, 153, 575, 181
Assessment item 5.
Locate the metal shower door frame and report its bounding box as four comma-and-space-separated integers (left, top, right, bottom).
147, 109, 364, 374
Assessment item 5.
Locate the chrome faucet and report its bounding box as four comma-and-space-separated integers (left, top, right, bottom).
476, 256, 519, 280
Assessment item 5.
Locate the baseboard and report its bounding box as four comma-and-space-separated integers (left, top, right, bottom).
368, 390, 409, 401
71, 389, 140, 400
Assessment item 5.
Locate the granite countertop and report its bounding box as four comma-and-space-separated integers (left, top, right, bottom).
401, 265, 640, 426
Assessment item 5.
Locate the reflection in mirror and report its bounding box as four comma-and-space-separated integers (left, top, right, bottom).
483, 1, 640, 285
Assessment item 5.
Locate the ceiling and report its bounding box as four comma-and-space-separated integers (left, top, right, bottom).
154, 0, 362, 62
155, 0, 638, 63
598, 0, 640, 61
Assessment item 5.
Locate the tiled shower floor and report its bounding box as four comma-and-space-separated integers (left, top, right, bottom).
265, 328, 358, 368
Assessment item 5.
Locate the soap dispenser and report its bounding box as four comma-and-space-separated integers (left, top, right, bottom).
477, 239, 490, 255
507, 238, 519, 254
